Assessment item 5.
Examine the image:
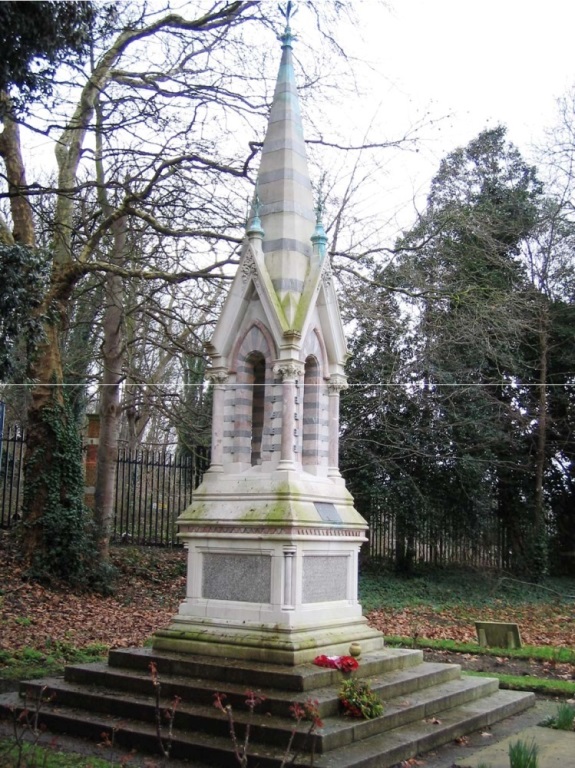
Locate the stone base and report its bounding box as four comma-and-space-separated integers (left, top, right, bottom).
152, 615, 384, 665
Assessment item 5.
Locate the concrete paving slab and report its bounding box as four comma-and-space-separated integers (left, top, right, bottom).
459, 726, 575, 768
412, 698, 573, 768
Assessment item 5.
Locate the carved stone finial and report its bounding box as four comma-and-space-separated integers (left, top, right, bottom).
278, 1, 297, 47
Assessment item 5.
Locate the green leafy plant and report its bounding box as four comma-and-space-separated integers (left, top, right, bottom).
553, 702, 575, 731
0, 244, 49, 381
338, 678, 384, 719
540, 701, 575, 731
508, 738, 538, 768
21, 394, 116, 593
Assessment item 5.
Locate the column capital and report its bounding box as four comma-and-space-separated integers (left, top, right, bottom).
273, 361, 304, 381
206, 368, 229, 386
327, 374, 348, 394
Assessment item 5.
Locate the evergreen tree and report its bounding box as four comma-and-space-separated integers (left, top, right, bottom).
343, 127, 554, 576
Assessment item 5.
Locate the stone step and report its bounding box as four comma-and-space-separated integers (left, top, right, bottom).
0, 647, 537, 768
0, 686, 535, 768
17, 670, 503, 754
62, 658, 461, 718
312, 689, 536, 768
107, 646, 424, 692
0, 692, 303, 768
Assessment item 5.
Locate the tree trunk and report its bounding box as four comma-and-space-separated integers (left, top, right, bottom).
0, 94, 36, 247
20, 322, 65, 562
533, 303, 549, 568
94, 217, 126, 560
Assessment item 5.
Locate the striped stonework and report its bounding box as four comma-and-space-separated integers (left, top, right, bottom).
301, 328, 330, 469
229, 322, 276, 468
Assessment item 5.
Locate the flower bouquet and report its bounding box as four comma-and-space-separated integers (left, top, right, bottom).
338, 678, 384, 719
313, 655, 359, 673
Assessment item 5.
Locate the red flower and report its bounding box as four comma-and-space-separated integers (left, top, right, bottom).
337, 656, 359, 673
313, 654, 359, 672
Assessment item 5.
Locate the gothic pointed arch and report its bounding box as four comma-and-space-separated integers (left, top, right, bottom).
229, 319, 277, 374
302, 326, 329, 376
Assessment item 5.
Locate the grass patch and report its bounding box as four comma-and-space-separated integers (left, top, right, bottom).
359, 563, 575, 612
384, 635, 575, 664
0, 642, 107, 683
464, 670, 575, 697
0, 738, 118, 767
508, 738, 538, 768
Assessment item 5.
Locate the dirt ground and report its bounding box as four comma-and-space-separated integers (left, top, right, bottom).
422, 648, 575, 685
1, 532, 574, 686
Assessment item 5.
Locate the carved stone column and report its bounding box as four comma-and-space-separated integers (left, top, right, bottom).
206, 369, 229, 472
282, 545, 296, 609
273, 361, 304, 470
327, 374, 348, 478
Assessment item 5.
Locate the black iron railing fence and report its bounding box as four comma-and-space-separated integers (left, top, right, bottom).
2, 427, 509, 565
357, 493, 509, 570
0, 425, 25, 529
0, 427, 209, 546
113, 446, 209, 546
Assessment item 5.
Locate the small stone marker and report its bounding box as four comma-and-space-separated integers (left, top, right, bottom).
475, 621, 522, 649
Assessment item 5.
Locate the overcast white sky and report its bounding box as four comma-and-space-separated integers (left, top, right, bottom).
330, 0, 575, 234
366, 0, 574, 168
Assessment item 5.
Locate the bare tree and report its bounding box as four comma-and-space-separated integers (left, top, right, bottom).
4, 0, 424, 583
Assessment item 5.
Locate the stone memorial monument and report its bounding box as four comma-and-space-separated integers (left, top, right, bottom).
153, 12, 383, 665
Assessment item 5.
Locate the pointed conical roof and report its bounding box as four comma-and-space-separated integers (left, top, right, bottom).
255, 24, 316, 316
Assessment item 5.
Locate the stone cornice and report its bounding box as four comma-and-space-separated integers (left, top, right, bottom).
178, 524, 364, 538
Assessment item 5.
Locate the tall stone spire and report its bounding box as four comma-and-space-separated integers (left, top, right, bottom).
256, 14, 316, 324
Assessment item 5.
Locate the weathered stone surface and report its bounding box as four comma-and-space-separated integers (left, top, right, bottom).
475, 621, 522, 648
